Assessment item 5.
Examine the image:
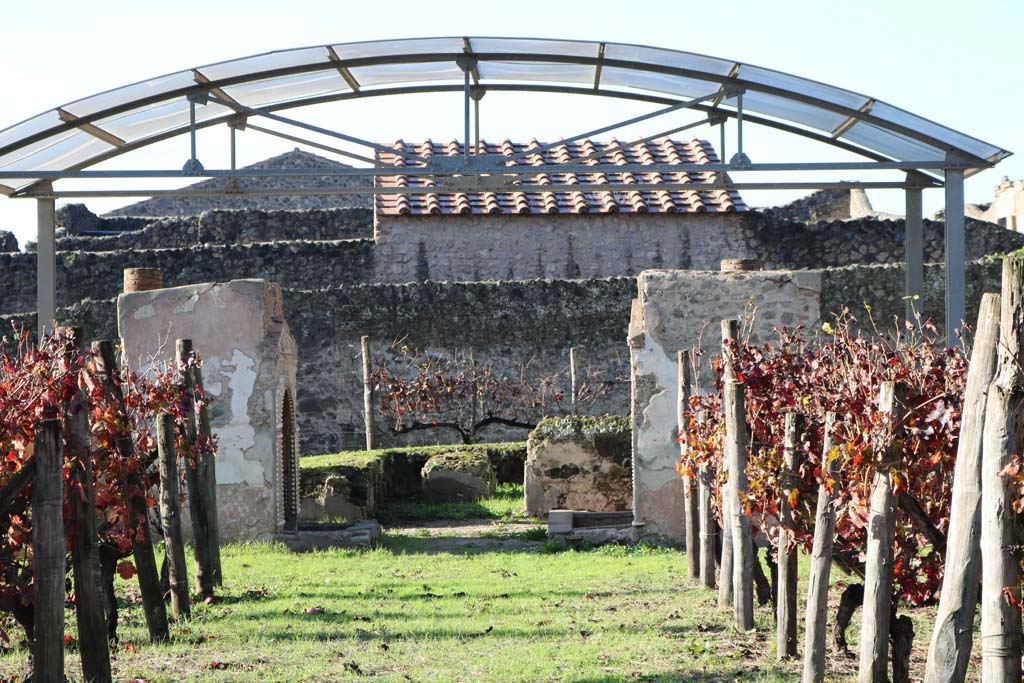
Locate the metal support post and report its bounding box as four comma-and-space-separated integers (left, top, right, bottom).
730, 92, 751, 168
944, 168, 966, 343
183, 95, 205, 175
230, 126, 236, 170
470, 86, 485, 155
36, 193, 56, 339
904, 182, 924, 324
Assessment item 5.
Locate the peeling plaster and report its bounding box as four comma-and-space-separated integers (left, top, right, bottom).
215, 349, 262, 486
132, 304, 156, 320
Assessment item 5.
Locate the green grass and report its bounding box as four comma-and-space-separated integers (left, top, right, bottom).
377, 482, 532, 523
1, 540, 827, 683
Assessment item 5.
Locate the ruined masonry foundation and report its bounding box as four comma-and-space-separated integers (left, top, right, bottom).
628, 269, 822, 543
118, 278, 299, 541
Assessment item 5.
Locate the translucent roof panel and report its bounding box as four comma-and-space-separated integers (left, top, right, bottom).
477, 61, 595, 85
199, 47, 331, 82
332, 37, 465, 61
221, 71, 350, 108
598, 66, 719, 100
348, 62, 466, 87
0, 36, 1009, 179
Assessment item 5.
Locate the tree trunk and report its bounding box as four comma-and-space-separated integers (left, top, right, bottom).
177, 339, 215, 599
925, 292, 1000, 683
803, 412, 841, 683
891, 614, 915, 683
191, 362, 222, 586
678, 350, 700, 580
60, 329, 112, 683
833, 583, 864, 656
777, 412, 802, 659
725, 379, 754, 630
858, 381, 904, 683
157, 414, 191, 620
32, 419, 65, 683
93, 340, 169, 643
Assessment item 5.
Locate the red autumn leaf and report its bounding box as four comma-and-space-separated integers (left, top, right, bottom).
116, 560, 137, 580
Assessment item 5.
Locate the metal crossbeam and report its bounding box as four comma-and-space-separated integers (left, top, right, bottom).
244, 122, 380, 166
0, 159, 956, 180
18, 179, 928, 200
56, 109, 126, 148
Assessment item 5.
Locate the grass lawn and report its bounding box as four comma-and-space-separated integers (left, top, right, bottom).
377, 482, 534, 524
0, 538, 955, 683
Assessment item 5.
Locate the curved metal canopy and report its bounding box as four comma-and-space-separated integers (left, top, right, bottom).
0, 36, 1011, 195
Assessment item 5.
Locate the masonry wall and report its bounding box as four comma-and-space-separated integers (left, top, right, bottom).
628, 270, 823, 543
372, 213, 750, 283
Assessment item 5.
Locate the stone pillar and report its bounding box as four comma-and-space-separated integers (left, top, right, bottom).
123, 268, 163, 293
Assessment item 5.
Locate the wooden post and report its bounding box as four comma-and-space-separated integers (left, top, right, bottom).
190, 361, 222, 587
979, 253, 1024, 683
725, 379, 754, 630
93, 340, 169, 642
924, 292, 1000, 683
59, 328, 112, 683
802, 412, 840, 683
858, 381, 903, 683
718, 319, 739, 609
157, 413, 191, 620
176, 339, 215, 598
32, 419, 64, 683
678, 350, 700, 579
570, 347, 578, 416
777, 412, 802, 659
361, 335, 376, 451
696, 410, 717, 590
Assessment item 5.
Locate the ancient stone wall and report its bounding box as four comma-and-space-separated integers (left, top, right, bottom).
0, 239, 376, 314
372, 213, 750, 283
55, 207, 372, 251
628, 270, 823, 543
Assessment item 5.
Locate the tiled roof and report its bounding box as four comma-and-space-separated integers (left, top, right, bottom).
375, 138, 747, 216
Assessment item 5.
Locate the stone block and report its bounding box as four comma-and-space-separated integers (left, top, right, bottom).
525, 416, 632, 517
276, 520, 382, 552
421, 452, 496, 502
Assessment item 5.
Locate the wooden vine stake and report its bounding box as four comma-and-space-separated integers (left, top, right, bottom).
980, 254, 1024, 682
570, 346, 579, 416
32, 419, 64, 683
59, 328, 111, 683
157, 413, 191, 620
176, 339, 215, 598
697, 410, 718, 590
361, 335, 376, 451
777, 412, 802, 659
858, 381, 903, 683
724, 379, 754, 630
678, 350, 700, 580
801, 412, 840, 683
924, 292, 1000, 683
190, 359, 222, 586
94, 340, 169, 642
718, 319, 738, 608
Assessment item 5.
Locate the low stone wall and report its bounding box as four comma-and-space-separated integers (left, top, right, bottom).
55, 207, 372, 251
0, 239, 376, 314
299, 443, 526, 522
525, 416, 632, 517
744, 214, 1023, 270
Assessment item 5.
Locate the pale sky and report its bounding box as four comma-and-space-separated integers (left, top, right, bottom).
1, 0, 1021, 247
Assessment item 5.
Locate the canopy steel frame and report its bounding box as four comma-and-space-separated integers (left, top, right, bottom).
1, 37, 1009, 344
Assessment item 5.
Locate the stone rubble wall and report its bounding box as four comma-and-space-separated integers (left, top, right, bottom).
1, 255, 1008, 459
55, 207, 373, 252
373, 213, 751, 283
0, 239, 376, 315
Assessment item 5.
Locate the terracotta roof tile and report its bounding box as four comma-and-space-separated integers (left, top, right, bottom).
375, 137, 747, 216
